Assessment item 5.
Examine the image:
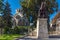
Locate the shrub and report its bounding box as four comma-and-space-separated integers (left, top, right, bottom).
14, 26, 20, 34
4, 27, 10, 34
4, 26, 35, 34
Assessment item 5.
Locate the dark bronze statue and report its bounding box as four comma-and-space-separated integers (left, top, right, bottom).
38, 2, 48, 18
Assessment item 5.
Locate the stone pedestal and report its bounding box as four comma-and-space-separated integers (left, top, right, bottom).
37, 18, 48, 39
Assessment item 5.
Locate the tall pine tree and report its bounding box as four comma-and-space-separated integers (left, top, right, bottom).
0, 0, 4, 14
0, 0, 5, 35
3, 1, 12, 28
0, 0, 4, 27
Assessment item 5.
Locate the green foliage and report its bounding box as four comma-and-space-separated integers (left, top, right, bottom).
0, 0, 4, 27
4, 27, 10, 34
14, 26, 29, 34
14, 26, 35, 34
0, 0, 12, 35
2, 1, 12, 28
4, 26, 34, 34
20, 0, 58, 27
0, 16, 4, 27
0, 0, 4, 13
14, 26, 20, 34
0, 1, 12, 28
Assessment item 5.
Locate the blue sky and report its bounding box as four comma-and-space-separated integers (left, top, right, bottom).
8, 0, 21, 15
7, 0, 60, 21
50, 0, 60, 21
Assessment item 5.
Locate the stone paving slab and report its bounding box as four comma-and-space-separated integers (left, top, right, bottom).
16, 38, 60, 40
49, 38, 60, 40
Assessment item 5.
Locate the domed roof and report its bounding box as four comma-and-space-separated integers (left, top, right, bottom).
52, 12, 60, 24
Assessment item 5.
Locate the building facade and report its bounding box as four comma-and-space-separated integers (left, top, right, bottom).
52, 12, 60, 32
12, 9, 29, 28
56, 18, 60, 32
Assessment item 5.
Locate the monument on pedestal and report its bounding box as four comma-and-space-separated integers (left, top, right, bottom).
37, 1, 48, 39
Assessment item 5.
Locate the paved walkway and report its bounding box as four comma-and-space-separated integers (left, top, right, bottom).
15, 31, 60, 40
15, 33, 60, 40
15, 35, 60, 40
16, 38, 60, 40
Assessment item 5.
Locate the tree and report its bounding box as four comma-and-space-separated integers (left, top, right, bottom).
20, 0, 58, 27
0, 0, 4, 14
0, 16, 4, 35
0, 0, 5, 35
3, 1, 12, 28
0, 0, 4, 27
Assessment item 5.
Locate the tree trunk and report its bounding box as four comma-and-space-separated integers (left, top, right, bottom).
0, 28, 2, 35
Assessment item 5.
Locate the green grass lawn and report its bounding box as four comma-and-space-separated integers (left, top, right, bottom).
0, 34, 23, 40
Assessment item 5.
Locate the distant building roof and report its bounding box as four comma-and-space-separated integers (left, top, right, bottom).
52, 12, 60, 24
